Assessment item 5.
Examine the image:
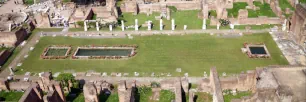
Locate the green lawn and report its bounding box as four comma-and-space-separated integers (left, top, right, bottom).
228, 2, 276, 18
300, 0, 306, 3
159, 90, 175, 102
227, 2, 248, 18
195, 92, 213, 102
223, 91, 251, 102
17, 33, 288, 76
0, 91, 24, 101
248, 2, 277, 17
136, 86, 153, 102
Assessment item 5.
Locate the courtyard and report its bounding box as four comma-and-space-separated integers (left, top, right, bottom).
17, 33, 288, 76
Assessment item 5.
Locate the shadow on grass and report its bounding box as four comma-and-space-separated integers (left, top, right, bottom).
65, 88, 82, 102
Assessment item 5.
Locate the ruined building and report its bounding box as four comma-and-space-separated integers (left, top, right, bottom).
290, 4, 306, 48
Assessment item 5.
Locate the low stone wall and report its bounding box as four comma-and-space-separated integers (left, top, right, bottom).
210, 16, 282, 25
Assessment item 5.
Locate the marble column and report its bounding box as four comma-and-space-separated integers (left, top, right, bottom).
84, 20, 87, 31
202, 19, 206, 30
96, 22, 99, 31
160, 19, 163, 30
184, 25, 187, 30
121, 20, 124, 31
171, 19, 175, 30
135, 19, 138, 31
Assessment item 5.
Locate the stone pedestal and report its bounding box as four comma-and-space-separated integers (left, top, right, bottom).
171, 19, 175, 30
160, 19, 163, 30
121, 20, 125, 31
184, 25, 187, 30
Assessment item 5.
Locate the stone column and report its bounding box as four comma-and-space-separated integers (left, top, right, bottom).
171, 19, 175, 30
121, 20, 124, 31
282, 19, 287, 31
217, 24, 220, 30
160, 19, 163, 30
184, 25, 187, 30
202, 19, 206, 30
96, 22, 99, 31
84, 20, 87, 31
135, 19, 138, 31
148, 21, 151, 31
109, 25, 113, 31
8, 23, 11, 32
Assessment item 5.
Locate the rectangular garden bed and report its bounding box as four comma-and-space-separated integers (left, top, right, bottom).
41, 45, 71, 59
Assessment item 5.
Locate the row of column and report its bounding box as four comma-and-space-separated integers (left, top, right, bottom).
84, 19, 239, 32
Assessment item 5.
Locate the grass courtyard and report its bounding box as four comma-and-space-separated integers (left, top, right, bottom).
119, 10, 203, 30
17, 33, 288, 76
227, 2, 276, 18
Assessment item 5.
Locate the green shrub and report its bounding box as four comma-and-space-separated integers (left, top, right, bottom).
219, 19, 230, 26
76, 21, 84, 27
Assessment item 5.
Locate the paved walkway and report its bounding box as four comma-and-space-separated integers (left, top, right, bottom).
0, 29, 273, 77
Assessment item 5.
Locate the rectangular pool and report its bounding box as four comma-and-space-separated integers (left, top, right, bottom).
75, 49, 132, 56
249, 47, 267, 54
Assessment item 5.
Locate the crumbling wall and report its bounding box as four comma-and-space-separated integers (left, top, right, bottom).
220, 70, 257, 91
210, 67, 224, 102
83, 83, 99, 102
118, 80, 135, 102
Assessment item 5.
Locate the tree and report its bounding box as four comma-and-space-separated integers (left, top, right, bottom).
55, 73, 75, 89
